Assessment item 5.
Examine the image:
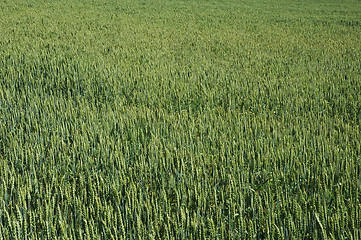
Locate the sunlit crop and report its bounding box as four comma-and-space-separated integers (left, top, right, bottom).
0, 0, 360, 238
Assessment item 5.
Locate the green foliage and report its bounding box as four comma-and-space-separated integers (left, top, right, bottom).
0, 0, 360, 238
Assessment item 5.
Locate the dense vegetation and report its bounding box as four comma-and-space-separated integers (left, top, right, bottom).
0, 0, 360, 238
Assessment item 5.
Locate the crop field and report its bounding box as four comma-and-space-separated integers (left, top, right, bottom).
0, 0, 360, 239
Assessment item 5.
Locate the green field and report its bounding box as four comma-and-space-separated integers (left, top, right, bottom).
0, 0, 360, 238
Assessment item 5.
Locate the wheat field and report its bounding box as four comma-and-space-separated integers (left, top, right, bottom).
0, 0, 360, 239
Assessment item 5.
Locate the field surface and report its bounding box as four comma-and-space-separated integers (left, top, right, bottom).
1, 0, 361, 239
